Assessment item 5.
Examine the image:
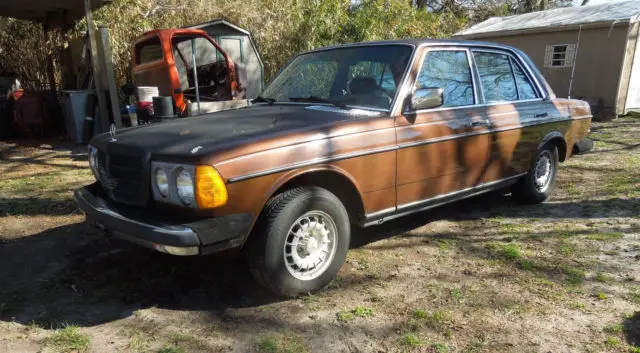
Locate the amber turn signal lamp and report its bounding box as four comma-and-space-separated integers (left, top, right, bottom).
195, 166, 228, 209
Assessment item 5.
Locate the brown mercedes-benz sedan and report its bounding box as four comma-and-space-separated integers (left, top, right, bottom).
76, 39, 591, 296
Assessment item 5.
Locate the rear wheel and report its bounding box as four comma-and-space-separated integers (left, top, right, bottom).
247, 187, 350, 297
511, 144, 559, 204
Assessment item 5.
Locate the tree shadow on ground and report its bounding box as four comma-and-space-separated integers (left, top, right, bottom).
0, 221, 282, 329
624, 312, 640, 347
0, 192, 638, 330
0, 138, 87, 164
352, 193, 640, 248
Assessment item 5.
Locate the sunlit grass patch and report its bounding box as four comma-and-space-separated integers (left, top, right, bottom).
563, 266, 585, 285
586, 232, 624, 241
337, 306, 374, 322
486, 242, 521, 261
46, 325, 90, 353
258, 331, 308, 353
399, 333, 424, 347
603, 324, 624, 334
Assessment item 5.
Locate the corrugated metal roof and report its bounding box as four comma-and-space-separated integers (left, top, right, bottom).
455, 0, 640, 37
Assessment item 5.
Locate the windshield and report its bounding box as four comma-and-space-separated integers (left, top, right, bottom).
261, 45, 413, 110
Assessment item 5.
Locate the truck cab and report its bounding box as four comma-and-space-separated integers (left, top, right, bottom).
132, 29, 247, 116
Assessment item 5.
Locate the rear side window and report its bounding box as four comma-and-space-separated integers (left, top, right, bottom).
474, 52, 517, 103
416, 50, 474, 108
135, 37, 163, 65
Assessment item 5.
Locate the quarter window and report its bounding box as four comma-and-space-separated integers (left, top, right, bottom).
511, 58, 538, 100
415, 50, 474, 108
474, 52, 518, 103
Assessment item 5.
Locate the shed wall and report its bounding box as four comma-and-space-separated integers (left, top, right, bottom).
198, 24, 263, 98
465, 25, 628, 117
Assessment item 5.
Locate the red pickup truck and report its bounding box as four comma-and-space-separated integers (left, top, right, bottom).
132, 29, 248, 116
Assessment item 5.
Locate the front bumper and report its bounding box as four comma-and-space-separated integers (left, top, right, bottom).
75, 183, 252, 255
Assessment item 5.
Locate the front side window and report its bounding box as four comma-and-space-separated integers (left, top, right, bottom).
347, 61, 397, 97
261, 45, 413, 110
474, 52, 518, 103
415, 50, 474, 108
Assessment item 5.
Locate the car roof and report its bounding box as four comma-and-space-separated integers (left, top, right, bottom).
306, 38, 519, 53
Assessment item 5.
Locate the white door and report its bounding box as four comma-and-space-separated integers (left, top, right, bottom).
626, 36, 640, 111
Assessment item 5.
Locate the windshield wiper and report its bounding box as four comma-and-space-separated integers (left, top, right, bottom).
288, 96, 350, 110
252, 96, 276, 105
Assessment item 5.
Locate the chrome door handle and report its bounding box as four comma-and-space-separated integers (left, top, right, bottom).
468, 119, 491, 128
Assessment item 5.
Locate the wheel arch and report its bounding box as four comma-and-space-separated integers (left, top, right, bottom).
248, 166, 366, 234
539, 131, 568, 162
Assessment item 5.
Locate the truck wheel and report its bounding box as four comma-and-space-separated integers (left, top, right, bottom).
247, 187, 350, 297
511, 144, 559, 204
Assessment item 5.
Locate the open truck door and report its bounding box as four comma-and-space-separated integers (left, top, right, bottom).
132, 29, 248, 119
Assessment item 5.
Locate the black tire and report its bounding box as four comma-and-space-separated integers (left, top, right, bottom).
574, 138, 594, 154
511, 144, 559, 204
246, 187, 350, 297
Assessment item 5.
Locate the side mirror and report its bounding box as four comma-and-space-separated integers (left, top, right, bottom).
408, 88, 444, 111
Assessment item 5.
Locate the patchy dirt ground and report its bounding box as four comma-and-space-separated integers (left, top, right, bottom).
0, 116, 639, 353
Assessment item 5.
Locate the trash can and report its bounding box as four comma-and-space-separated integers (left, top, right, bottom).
0, 96, 12, 139
62, 90, 95, 144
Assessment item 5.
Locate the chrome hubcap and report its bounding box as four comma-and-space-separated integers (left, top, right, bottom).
534, 151, 553, 192
284, 211, 337, 280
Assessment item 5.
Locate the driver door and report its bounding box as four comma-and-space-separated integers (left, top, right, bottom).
170, 34, 232, 113
395, 48, 490, 208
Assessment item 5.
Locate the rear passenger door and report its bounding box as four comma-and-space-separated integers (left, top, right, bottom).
471, 49, 548, 184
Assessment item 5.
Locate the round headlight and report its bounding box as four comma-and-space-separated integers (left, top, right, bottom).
154, 168, 169, 197
176, 168, 194, 205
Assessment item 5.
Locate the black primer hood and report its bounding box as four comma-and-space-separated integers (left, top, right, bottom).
90, 104, 376, 159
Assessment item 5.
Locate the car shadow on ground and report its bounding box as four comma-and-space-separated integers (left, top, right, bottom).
0, 193, 638, 329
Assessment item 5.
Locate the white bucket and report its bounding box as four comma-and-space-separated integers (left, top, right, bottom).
137, 86, 159, 103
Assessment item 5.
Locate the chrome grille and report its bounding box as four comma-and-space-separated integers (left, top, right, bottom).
97, 150, 148, 206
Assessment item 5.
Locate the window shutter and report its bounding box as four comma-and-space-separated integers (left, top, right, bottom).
564, 44, 577, 68
544, 45, 553, 68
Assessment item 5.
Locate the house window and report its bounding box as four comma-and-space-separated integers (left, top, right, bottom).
544, 44, 577, 68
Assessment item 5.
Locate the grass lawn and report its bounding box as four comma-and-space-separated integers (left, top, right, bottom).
0, 116, 639, 352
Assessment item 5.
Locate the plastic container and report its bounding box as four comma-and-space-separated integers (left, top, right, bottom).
127, 105, 138, 126
152, 96, 175, 119
62, 90, 95, 143
137, 86, 159, 104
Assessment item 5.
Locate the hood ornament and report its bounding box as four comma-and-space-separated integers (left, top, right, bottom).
109, 123, 117, 142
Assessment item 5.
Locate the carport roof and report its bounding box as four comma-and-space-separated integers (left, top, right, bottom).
455, 0, 640, 38
0, 0, 112, 24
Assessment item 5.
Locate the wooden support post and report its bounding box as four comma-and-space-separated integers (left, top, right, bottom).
98, 25, 122, 129
42, 16, 57, 95
98, 25, 122, 128
84, 0, 109, 133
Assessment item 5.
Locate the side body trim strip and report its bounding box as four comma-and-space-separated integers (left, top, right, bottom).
361, 173, 526, 227
226, 115, 591, 183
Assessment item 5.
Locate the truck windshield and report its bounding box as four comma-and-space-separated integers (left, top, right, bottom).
261, 45, 413, 110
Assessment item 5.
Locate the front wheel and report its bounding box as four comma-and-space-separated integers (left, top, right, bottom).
247, 187, 350, 297
511, 145, 559, 204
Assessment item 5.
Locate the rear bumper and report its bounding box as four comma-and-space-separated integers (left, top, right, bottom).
75, 183, 252, 255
